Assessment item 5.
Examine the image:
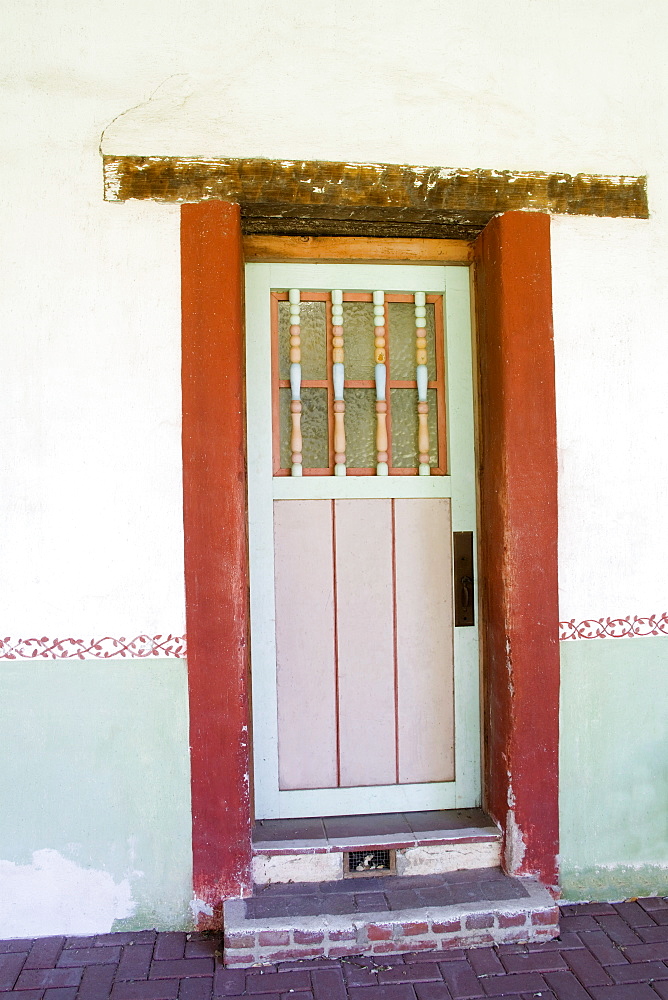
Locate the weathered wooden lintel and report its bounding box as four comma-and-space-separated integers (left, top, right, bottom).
103, 156, 648, 238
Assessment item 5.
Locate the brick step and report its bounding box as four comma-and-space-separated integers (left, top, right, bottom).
223, 866, 559, 967
252, 809, 501, 885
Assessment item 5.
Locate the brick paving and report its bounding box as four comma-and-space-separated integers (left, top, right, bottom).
0, 897, 667, 999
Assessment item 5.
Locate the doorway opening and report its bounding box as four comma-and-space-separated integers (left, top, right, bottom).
245, 258, 479, 824
180, 207, 559, 915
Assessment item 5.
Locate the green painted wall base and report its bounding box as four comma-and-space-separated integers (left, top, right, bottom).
561, 865, 668, 902
560, 636, 668, 901
0, 659, 192, 935
4, 637, 667, 926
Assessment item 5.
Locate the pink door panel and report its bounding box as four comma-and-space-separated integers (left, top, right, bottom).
335, 499, 396, 787
395, 498, 455, 783
274, 500, 338, 790
273, 498, 455, 791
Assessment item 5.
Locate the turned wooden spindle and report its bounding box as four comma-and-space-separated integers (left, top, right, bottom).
331, 289, 346, 476
373, 290, 388, 475
414, 291, 430, 475
289, 288, 303, 476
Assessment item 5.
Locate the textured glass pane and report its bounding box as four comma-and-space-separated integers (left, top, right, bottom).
387, 301, 437, 380
427, 388, 439, 467
279, 387, 329, 469
278, 300, 327, 380
390, 389, 417, 468
279, 387, 292, 468
343, 302, 375, 380
345, 388, 376, 468
390, 388, 440, 468
302, 387, 330, 466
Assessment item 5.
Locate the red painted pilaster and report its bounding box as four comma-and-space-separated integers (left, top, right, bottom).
474, 212, 560, 887
181, 201, 252, 924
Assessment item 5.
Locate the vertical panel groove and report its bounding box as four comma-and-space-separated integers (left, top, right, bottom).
332, 498, 341, 787
392, 498, 399, 784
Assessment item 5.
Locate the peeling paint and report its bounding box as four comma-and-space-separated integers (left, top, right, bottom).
189, 896, 214, 920
103, 161, 122, 201
253, 852, 342, 886
505, 636, 515, 697
397, 842, 501, 876
0, 850, 135, 937
504, 810, 527, 873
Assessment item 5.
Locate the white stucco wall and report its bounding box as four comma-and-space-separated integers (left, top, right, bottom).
552, 215, 668, 623
3, 0, 667, 634
1, 86, 183, 636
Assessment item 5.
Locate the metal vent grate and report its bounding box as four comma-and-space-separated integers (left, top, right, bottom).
343, 848, 396, 877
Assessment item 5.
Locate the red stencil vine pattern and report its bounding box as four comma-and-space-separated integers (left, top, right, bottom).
0, 635, 186, 658
559, 614, 668, 640
2, 619, 665, 656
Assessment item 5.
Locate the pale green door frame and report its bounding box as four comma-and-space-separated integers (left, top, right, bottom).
245, 263, 479, 820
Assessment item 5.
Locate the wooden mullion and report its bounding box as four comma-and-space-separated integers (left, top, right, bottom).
270, 292, 282, 475
273, 467, 333, 477
279, 379, 329, 388
384, 297, 394, 475
432, 293, 448, 474
274, 290, 331, 301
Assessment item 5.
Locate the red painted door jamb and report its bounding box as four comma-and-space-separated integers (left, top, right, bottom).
474, 211, 560, 888
181, 201, 253, 928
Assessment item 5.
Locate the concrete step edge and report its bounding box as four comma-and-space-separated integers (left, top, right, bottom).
253, 828, 502, 856
222, 878, 559, 967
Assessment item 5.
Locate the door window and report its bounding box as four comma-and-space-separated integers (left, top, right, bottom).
273, 290, 447, 476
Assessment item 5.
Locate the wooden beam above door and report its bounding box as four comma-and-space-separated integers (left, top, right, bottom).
103, 156, 648, 239
242, 235, 474, 264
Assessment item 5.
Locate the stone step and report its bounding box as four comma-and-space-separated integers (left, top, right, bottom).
223, 866, 559, 967
252, 809, 502, 885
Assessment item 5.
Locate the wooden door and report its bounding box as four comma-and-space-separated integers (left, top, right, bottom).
246, 263, 479, 819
